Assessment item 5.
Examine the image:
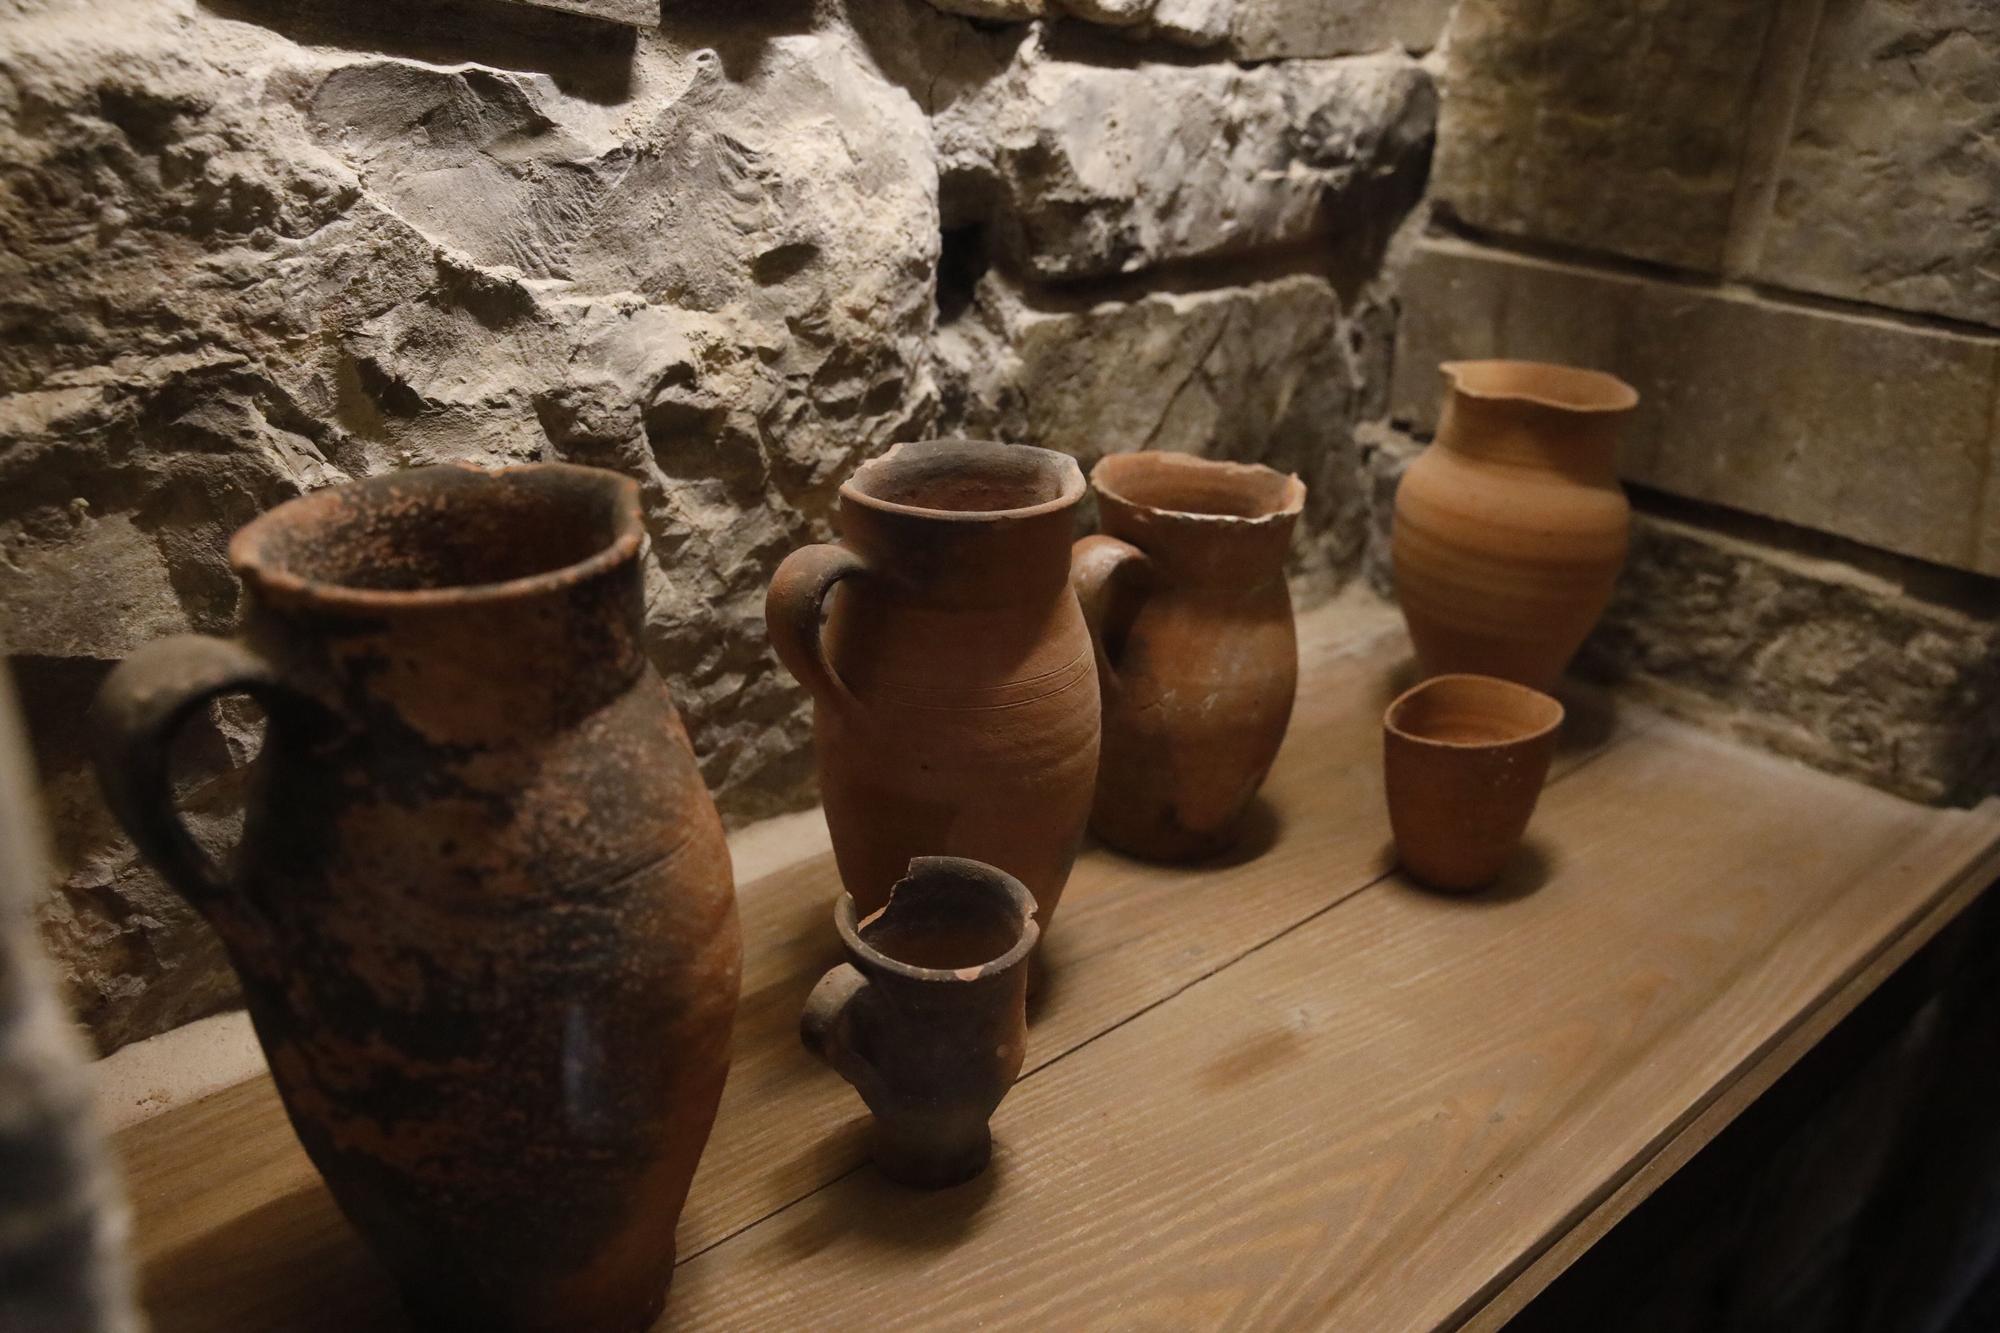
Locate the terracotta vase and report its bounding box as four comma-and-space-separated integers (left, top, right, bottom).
1072, 452, 1305, 862
1393, 360, 1638, 691
1382, 673, 1564, 892
800, 857, 1037, 1188
766, 439, 1099, 930
91, 464, 741, 1333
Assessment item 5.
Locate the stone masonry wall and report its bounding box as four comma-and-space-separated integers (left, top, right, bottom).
1381, 0, 2000, 806
0, 0, 1441, 1050
8, 0, 1993, 1055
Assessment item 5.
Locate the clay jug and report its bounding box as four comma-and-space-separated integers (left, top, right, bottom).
1393, 360, 1638, 691
766, 439, 1099, 930
1072, 452, 1305, 862
91, 464, 741, 1333
801, 857, 1037, 1189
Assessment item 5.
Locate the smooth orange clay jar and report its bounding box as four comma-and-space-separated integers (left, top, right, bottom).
1393, 360, 1638, 692
1072, 452, 1305, 862
766, 440, 1099, 935
1382, 673, 1564, 892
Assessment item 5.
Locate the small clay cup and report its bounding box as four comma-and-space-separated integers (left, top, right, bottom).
800, 858, 1038, 1189
1382, 674, 1564, 892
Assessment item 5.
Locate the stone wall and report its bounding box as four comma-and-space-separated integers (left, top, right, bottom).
1385, 0, 2000, 806
6, 0, 1994, 1056
0, 0, 1440, 1050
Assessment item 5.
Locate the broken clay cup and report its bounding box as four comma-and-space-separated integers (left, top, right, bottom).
801, 857, 1038, 1189
1382, 673, 1564, 892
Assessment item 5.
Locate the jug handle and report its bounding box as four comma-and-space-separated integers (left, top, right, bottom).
90, 635, 307, 925
801, 962, 891, 1108
1071, 534, 1150, 694
767, 543, 868, 705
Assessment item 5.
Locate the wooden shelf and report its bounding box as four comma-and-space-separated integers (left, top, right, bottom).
111, 600, 2000, 1331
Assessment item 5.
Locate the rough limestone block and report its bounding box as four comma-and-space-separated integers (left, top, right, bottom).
493, 0, 658, 26
936, 41, 1435, 281
1751, 0, 2000, 327
1232, 0, 1455, 58
1393, 239, 2000, 577
1580, 512, 2000, 807
1433, 0, 1778, 272
1058, 0, 1150, 25
1150, 0, 1232, 47
0, 0, 939, 1049
937, 273, 1374, 591
1362, 428, 2000, 805
0, 516, 188, 659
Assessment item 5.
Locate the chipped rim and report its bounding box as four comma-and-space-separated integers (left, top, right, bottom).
841, 439, 1086, 523
1091, 451, 1306, 528
228, 462, 645, 612
1383, 672, 1565, 751
835, 856, 1041, 984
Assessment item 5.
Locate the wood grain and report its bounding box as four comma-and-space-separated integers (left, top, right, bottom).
663, 727, 2000, 1330
109, 597, 1998, 1332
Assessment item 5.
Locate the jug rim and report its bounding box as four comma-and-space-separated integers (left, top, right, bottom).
842, 439, 1085, 523
1091, 451, 1305, 527
835, 856, 1041, 983
228, 462, 644, 611
1384, 673, 1565, 751
1441, 360, 1638, 414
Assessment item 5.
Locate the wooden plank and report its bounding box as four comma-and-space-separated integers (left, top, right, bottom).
111, 597, 1642, 1331
663, 722, 2000, 1330
1461, 817, 2000, 1332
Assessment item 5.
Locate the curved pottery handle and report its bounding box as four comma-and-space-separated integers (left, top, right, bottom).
90, 635, 298, 928
1070, 533, 1151, 694
766, 543, 868, 706
801, 962, 888, 1103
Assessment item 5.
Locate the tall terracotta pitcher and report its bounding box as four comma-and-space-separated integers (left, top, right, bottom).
766, 439, 1099, 932
1072, 452, 1305, 862
91, 464, 740, 1333
1392, 360, 1638, 691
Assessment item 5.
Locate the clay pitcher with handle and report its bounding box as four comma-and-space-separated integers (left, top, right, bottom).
766, 439, 1099, 933
1393, 360, 1638, 691
1072, 452, 1305, 862
91, 463, 741, 1333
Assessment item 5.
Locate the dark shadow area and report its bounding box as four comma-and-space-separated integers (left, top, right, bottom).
1552, 677, 1618, 756
1039, 19, 1226, 69
199, 0, 638, 103
1374, 652, 1423, 715
1201, 794, 1285, 870
1026, 926, 1065, 1026
149, 1187, 406, 1333
936, 223, 991, 325
1377, 834, 1554, 906
656, 0, 814, 82
776, 1150, 1006, 1260
843, 2, 1029, 118
1512, 885, 2000, 1333
1323, 114, 1436, 309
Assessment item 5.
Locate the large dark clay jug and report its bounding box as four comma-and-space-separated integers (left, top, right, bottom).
92, 464, 740, 1333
